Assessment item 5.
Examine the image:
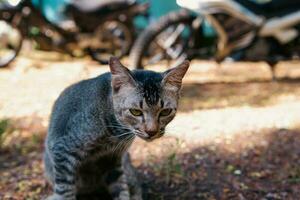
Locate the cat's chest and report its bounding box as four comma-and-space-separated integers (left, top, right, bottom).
86, 136, 134, 159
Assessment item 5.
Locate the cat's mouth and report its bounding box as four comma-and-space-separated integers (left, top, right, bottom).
135, 132, 153, 141
134, 129, 165, 142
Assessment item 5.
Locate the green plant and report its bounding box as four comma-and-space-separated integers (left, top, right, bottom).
0, 118, 10, 147
163, 152, 183, 184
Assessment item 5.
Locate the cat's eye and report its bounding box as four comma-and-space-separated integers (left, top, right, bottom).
160, 108, 172, 117
129, 108, 143, 116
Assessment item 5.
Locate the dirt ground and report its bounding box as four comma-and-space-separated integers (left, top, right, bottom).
1, 53, 300, 199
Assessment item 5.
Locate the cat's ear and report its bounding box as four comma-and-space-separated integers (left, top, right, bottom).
109, 57, 136, 92
162, 60, 190, 92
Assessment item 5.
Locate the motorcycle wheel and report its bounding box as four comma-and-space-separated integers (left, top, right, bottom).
0, 20, 22, 68
89, 20, 133, 65
129, 9, 195, 69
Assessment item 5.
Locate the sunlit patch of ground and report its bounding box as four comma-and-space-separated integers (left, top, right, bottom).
0, 53, 300, 199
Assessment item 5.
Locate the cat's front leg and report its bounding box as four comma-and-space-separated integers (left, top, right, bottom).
47, 141, 80, 200
106, 167, 130, 200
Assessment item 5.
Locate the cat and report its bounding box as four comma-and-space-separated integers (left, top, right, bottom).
44, 57, 190, 200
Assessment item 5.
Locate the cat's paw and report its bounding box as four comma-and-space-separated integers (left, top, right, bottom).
44, 194, 65, 200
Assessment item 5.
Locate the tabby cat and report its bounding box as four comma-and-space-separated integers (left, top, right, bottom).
44, 57, 190, 200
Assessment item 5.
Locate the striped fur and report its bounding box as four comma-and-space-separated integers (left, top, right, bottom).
44, 58, 189, 200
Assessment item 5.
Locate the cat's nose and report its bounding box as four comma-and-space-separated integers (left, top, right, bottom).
145, 130, 158, 137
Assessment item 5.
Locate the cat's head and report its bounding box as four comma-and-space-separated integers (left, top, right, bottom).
109, 57, 189, 141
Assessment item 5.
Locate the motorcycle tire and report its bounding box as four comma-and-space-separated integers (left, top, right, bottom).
129, 9, 195, 69
89, 21, 134, 65
0, 21, 23, 68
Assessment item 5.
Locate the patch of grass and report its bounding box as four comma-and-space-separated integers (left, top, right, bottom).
287, 166, 300, 183
0, 118, 10, 147
149, 139, 184, 184
163, 152, 183, 184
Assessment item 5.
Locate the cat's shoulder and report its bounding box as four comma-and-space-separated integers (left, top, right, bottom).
68, 72, 111, 89
57, 72, 112, 100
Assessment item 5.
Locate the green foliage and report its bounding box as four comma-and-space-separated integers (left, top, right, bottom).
150, 139, 184, 184
29, 26, 40, 36
164, 152, 183, 184
288, 166, 300, 183
0, 118, 10, 147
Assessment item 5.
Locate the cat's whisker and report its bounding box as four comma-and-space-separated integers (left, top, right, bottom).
109, 131, 134, 139
132, 129, 142, 134
105, 124, 129, 128
114, 131, 132, 136
112, 137, 124, 154
112, 135, 133, 155
133, 130, 149, 138
132, 130, 141, 136
105, 125, 131, 131
110, 132, 135, 155
118, 137, 132, 154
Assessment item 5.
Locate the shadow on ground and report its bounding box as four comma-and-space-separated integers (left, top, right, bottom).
0, 115, 300, 199
0, 116, 49, 199
180, 80, 300, 111
134, 129, 300, 200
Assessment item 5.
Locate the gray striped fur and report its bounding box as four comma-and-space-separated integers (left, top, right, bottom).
44, 58, 189, 200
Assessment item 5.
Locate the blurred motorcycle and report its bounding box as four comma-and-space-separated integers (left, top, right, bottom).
0, 0, 148, 68
130, 0, 300, 70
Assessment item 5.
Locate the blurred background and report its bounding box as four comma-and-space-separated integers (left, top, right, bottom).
0, 0, 300, 199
